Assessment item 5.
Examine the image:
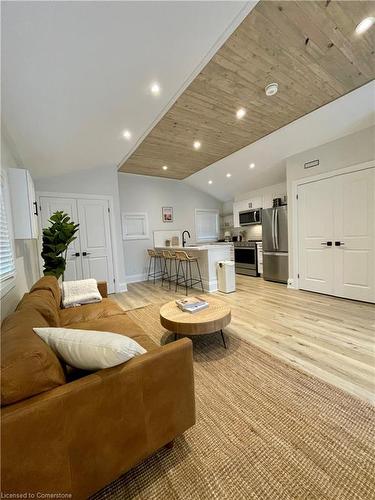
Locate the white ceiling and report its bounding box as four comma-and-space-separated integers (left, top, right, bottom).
185, 81, 375, 201
1, 0, 253, 178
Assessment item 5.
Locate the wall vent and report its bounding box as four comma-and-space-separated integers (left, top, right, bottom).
304, 159, 319, 169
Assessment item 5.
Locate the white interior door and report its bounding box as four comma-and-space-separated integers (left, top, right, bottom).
77, 199, 115, 293
298, 167, 375, 303
40, 197, 83, 281
334, 168, 374, 302
298, 178, 335, 295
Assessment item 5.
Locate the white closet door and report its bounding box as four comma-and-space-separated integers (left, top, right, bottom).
334, 168, 374, 302
298, 178, 335, 295
77, 199, 115, 293
40, 197, 83, 281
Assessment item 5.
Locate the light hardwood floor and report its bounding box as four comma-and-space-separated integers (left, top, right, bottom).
113, 275, 375, 403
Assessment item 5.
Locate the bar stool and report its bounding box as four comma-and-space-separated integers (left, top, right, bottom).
161, 250, 178, 290
175, 250, 204, 295
147, 249, 163, 284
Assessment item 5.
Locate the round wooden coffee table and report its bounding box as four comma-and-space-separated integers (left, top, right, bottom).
159, 297, 231, 348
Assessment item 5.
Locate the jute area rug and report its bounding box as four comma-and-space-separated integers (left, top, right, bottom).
93, 304, 375, 500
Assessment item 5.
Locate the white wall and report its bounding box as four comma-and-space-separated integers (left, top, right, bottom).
1, 130, 40, 318
35, 166, 126, 291
118, 173, 222, 282
286, 126, 375, 283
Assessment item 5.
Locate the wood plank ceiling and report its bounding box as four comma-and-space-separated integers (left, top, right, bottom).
119, 1, 375, 179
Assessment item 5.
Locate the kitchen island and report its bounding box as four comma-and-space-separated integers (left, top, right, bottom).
155, 244, 233, 292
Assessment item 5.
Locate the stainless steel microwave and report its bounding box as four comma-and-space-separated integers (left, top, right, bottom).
239, 208, 262, 226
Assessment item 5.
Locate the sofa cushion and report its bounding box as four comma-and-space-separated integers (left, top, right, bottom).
30, 276, 61, 308
17, 290, 60, 327
34, 327, 147, 371
1, 309, 66, 406
67, 316, 158, 351
59, 298, 124, 326
68, 314, 143, 336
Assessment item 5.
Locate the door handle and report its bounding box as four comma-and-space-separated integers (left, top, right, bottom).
72, 252, 80, 257
82, 252, 91, 256
275, 209, 279, 250
33, 201, 38, 216
335, 241, 345, 246
321, 242, 332, 246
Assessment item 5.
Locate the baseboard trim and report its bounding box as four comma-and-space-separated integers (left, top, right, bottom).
125, 273, 147, 284
117, 282, 128, 293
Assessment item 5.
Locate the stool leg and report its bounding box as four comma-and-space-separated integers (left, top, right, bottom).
147, 257, 152, 281
196, 260, 204, 293
168, 259, 172, 290
175, 260, 181, 292
185, 261, 189, 296
153, 256, 157, 284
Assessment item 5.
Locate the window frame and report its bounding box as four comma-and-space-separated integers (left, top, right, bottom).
195, 208, 220, 242
0, 169, 16, 298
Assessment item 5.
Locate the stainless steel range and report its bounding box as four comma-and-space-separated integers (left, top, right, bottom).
234, 241, 259, 277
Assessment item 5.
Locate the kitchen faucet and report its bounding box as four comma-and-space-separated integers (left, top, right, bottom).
182, 230, 191, 247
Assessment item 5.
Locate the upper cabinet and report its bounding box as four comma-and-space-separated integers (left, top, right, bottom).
8, 168, 39, 239
233, 184, 287, 227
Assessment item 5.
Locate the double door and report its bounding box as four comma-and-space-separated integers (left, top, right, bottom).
298, 168, 374, 302
39, 196, 115, 292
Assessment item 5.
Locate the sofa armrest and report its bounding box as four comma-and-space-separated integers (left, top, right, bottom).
1, 338, 195, 498
97, 280, 108, 298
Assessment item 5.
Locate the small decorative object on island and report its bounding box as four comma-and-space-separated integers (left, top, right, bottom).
162, 206, 173, 223
41, 211, 79, 280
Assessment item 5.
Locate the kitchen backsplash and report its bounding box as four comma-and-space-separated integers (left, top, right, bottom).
244, 225, 262, 241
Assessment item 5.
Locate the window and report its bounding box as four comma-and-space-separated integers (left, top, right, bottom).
0, 171, 16, 296
195, 209, 219, 242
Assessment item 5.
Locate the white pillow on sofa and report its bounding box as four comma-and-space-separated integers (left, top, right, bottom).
33, 327, 146, 371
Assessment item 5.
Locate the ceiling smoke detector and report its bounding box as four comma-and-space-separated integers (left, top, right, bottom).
265, 83, 278, 97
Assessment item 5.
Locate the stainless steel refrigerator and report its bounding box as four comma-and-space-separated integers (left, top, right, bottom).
262, 206, 288, 283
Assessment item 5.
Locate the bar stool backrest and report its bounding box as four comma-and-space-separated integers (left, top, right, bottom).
162, 250, 174, 259
147, 248, 157, 257
175, 250, 191, 261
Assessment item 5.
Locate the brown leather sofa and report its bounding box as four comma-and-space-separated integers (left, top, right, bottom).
1, 276, 195, 499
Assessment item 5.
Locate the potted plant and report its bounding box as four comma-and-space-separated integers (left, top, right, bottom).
41, 211, 79, 280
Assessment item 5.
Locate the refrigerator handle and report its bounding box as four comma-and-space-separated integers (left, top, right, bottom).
275, 209, 279, 250
271, 209, 275, 248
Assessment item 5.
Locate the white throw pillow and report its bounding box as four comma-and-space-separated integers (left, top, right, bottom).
33, 327, 146, 371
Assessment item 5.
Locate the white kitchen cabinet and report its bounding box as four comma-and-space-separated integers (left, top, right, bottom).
262, 191, 287, 209
8, 168, 38, 239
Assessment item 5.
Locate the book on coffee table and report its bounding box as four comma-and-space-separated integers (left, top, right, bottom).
176, 297, 209, 314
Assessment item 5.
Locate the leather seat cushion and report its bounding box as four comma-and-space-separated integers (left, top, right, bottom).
1, 309, 66, 406
66, 315, 157, 351
17, 290, 60, 327
59, 299, 124, 326
30, 276, 62, 308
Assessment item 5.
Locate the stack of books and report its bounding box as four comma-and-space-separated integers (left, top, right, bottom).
176, 297, 209, 314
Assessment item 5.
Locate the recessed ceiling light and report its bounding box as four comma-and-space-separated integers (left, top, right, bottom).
193, 140, 201, 150
208, 180, 213, 185
265, 83, 278, 97
162, 165, 168, 170
150, 82, 161, 95
226, 173, 232, 178
355, 17, 375, 35
236, 107, 246, 119
123, 130, 132, 140
249, 163, 255, 169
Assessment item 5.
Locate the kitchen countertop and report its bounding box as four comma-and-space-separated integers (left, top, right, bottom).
155, 244, 233, 251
